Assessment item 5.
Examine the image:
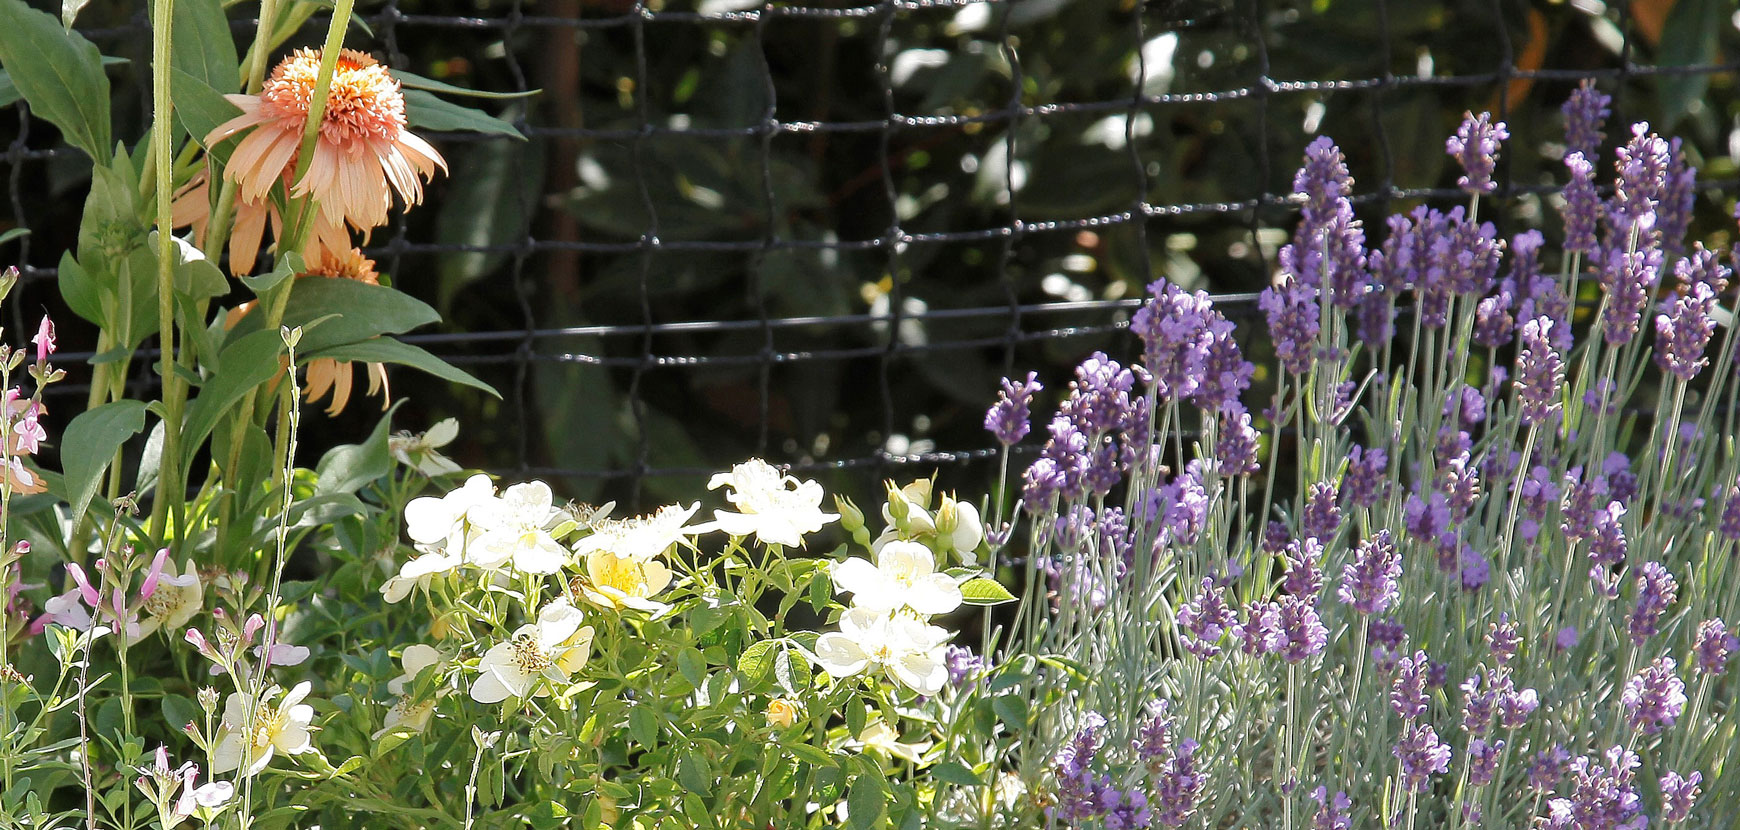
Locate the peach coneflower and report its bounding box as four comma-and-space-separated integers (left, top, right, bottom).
209, 48, 446, 235
172, 171, 350, 276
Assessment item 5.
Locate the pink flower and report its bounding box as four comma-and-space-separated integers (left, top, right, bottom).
65, 563, 100, 607
31, 316, 53, 363
140, 548, 170, 601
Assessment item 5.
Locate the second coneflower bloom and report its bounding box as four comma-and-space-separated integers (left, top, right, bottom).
210, 48, 446, 234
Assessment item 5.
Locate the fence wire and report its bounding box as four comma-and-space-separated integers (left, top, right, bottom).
4, 0, 1739, 508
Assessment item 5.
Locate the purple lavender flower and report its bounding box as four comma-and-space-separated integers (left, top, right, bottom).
1627, 561, 1678, 646
1311, 787, 1351, 830
1588, 502, 1628, 597
1191, 316, 1254, 413
1062, 352, 1135, 436
985, 372, 1042, 446
1216, 402, 1261, 477
1176, 578, 1236, 659
1561, 467, 1608, 542
1561, 152, 1601, 256
1486, 613, 1520, 667
1529, 745, 1570, 792
1050, 712, 1109, 823
1621, 656, 1687, 734
1370, 617, 1407, 670
1393, 722, 1452, 793
1719, 485, 1740, 541
1234, 600, 1284, 656
1693, 618, 1738, 676
1515, 315, 1565, 426
1545, 746, 1644, 830
1441, 451, 1481, 521
1340, 529, 1401, 616
1656, 139, 1697, 252
1460, 548, 1491, 592
1281, 536, 1325, 599
1562, 80, 1611, 159
1133, 699, 1174, 770
1518, 465, 1560, 543
944, 645, 985, 687
1472, 291, 1515, 348
1606, 452, 1637, 504
1282, 137, 1369, 307
1446, 111, 1508, 194
1659, 770, 1702, 823
1150, 461, 1210, 548
1104, 789, 1153, 830
1404, 491, 1452, 551
1022, 456, 1064, 515
1674, 243, 1730, 293
1468, 738, 1504, 786
1602, 248, 1663, 346
1612, 122, 1671, 237
1276, 596, 1327, 663
1392, 650, 1430, 720
1655, 280, 1719, 381
1555, 626, 1581, 651
1427, 660, 1450, 690
1460, 671, 1498, 735
1302, 483, 1341, 542
1341, 445, 1388, 509
1435, 427, 1472, 463
1152, 738, 1202, 827
1131, 280, 1216, 402
1356, 282, 1395, 345
1259, 276, 1321, 375
1499, 684, 1540, 729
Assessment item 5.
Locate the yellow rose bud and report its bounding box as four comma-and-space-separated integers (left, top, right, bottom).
765, 696, 802, 728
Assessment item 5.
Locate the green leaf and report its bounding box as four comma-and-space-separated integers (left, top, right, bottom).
60, 400, 147, 531
171, 68, 242, 157
308, 338, 499, 398
60, 0, 90, 28
0, 228, 27, 247
785, 742, 835, 768
390, 69, 540, 100
627, 706, 657, 749
162, 232, 229, 299
161, 695, 200, 733
736, 638, 778, 685
56, 251, 101, 326
169, 0, 237, 94
677, 750, 712, 796
930, 761, 981, 788
179, 328, 283, 472
315, 403, 396, 495
0, 0, 111, 159
403, 89, 524, 139
267, 278, 440, 351
847, 774, 885, 830
238, 251, 300, 294
991, 693, 1028, 728
958, 576, 1015, 605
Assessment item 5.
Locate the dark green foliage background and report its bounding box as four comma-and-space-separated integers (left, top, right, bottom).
3, 0, 1740, 509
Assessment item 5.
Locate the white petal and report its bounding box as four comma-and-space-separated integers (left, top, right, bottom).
404, 496, 458, 545
469, 669, 513, 704
210, 735, 243, 774
814, 633, 870, 678
513, 535, 570, 575
892, 649, 946, 696
831, 558, 896, 608
401, 644, 441, 676
906, 574, 964, 617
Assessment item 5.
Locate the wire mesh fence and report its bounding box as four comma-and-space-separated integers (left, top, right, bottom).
5, 0, 1740, 509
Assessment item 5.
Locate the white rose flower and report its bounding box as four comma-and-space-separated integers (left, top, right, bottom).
814, 606, 949, 696
948, 500, 984, 562
380, 550, 461, 604
403, 474, 497, 562
470, 599, 595, 704
470, 481, 570, 575
572, 502, 710, 561
374, 644, 444, 739
389, 418, 462, 478
707, 459, 837, 547
212, 682, 316, 777
830, 540, 962, 617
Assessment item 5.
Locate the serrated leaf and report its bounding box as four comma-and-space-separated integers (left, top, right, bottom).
737, 638, 778, 684
958, 576, 1015, 605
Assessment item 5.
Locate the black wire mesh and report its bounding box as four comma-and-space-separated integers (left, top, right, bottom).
5, 0, 1740, 509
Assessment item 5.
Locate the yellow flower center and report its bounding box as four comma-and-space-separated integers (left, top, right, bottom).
590, 555, 649, 598
260, 48, 406, 150
141, 587, 181, 618
303, 247, 380, 284
510, 633, 551, 674
250, 705, 287, 749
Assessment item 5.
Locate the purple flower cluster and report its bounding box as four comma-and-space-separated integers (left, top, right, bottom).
1302, 482, 1341, 542
1340, 445, 1388, 509
1150, 737, 1202, 827
1545, 746, 1645, 830
1627, 561, 1677, 646
1259, 276, 1322, 375
1392, 650, 1430, 720
1659, 770, 1702, 823
1562, 81, 1611, 158
1561, 152, 1601, 256
1467, 738, 1504, 786
1275, 596, 1328, 663
1282, 536, 1325, 598
1392, 722, 1452, 793
1611, 122, 1671, 238
1339, 529, 1401, 616
1176, 578, 1235, 659
1370, 617, 1408, 670
1446, 111, 1508, 194
1655, 280, 1720, 381
1130, 280, 1216, 402
1514, 316, 1565, 426
1692, 618, 1737, 676
1529, 745, 1571, 793
1485, 613, 1519, 667
985, 372, 1042, 446
1216, 403, 1261, 477
1621, 656, 1687, 734
1601, 248, 1663, 346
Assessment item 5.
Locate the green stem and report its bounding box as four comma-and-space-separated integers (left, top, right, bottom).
149, 0, 183, 547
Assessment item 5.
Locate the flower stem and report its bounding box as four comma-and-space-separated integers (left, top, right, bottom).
148, 0, 183, 547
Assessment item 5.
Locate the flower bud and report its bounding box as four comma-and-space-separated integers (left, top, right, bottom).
901, 478, 933, 511
934, 497, 959, 538
197, 686, 220, 715
765, 697, 801, 728
834, 496, 865, 535
883, 481, 909, 522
